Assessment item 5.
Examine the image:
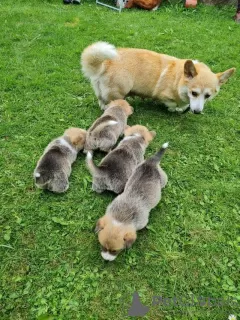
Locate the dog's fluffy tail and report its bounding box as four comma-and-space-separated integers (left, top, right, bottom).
81, 42, 118, 78
86, 152, 102, 176
149, 142, 169, 163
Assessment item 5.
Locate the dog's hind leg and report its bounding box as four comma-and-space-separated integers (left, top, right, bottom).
159, 169, 168, 189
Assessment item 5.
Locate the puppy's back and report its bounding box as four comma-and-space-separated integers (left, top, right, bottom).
125, 143, 168, 196
34, 146, 67, 189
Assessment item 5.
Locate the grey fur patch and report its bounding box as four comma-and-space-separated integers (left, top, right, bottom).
106, 151, 168, 230
84, 105, 130, 153
88, 136, 147, 194
34, 137, 77, 193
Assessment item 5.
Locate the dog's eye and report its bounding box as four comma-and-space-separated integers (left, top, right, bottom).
192, 91, 198, 97
205, 94, 211, 99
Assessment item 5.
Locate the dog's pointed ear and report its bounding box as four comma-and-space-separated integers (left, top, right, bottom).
184, 60, 198, 80
216, 68, 236, 86
123, 230, 137, 249
94, 216, 107, 233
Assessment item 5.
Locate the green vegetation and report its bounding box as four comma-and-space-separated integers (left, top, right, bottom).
0, 0, 239, 319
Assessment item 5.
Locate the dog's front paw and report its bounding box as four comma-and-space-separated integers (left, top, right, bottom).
177, 105, 190, 114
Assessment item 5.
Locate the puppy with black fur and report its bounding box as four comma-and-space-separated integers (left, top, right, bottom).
95, 142, 168, 261
34, 127, 86, 193
86, 125, 156, 194
84, 99, 133, 153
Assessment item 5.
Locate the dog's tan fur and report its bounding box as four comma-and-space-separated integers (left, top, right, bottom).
84, 99, 133, 152
124, 125, 156, 143
81, 42, 235, 113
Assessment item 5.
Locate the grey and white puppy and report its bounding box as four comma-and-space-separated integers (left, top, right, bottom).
84, 99, 133, 153
95, 142, 168, 261
34, 128, 86, 193
86, 125, 156, 194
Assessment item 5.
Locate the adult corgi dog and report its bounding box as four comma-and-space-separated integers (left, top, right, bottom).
81, 42, 235, 114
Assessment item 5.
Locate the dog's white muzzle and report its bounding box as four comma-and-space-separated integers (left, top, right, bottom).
190, 96, 204, 113
101, 251, 117, 261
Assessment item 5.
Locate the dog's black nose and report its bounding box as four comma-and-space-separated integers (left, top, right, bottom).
193, 110, 201, 114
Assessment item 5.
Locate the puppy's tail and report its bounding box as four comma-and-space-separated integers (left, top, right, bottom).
81, 42, 118, 78
86, 152, 101, 176
149, 142, 169, 163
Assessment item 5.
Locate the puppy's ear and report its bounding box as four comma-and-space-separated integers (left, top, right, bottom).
123, 231, 137, 249
150, 131, 156, 138
94, 216, 107, 233
184, 60, 197, 80
216, 68, 236, 86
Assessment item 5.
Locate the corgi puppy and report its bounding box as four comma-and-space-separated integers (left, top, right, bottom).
34, 128, 86, 193
84, 99, 133, 153
95, 142, 168, 261
86, 125, 156, 194
81, 41, 235, 113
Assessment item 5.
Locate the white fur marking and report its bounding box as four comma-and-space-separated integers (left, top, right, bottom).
192, 60, 199, 64
107, 120, 118, 126
59, 138, 77, 154
35, 172, 40, 178
101, 251, 116, 261
123, 136, 134, 141
87, 152, 92, 160
152, 4, 159, 10
162, 142, 169, 149
123, 133, 141, 141
112, 219, 122, 226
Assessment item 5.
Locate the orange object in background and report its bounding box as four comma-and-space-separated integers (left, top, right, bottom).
185, 0, 197, 8
124, 0, 162, 10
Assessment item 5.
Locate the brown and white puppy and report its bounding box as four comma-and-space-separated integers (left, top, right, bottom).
86, 125, 156, 194
95, 142, 168, 261
34, 128, 86, 193
84, 99, 133, 153
81, 42, 235, 113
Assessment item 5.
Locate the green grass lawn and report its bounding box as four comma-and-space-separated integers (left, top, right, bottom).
0, 0, 240, 319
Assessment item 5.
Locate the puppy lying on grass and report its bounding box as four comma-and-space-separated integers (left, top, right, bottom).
95, 142, 168, 261
34, 128, 86, 193
86, 125, 156, 194
84, 99, 133, 153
